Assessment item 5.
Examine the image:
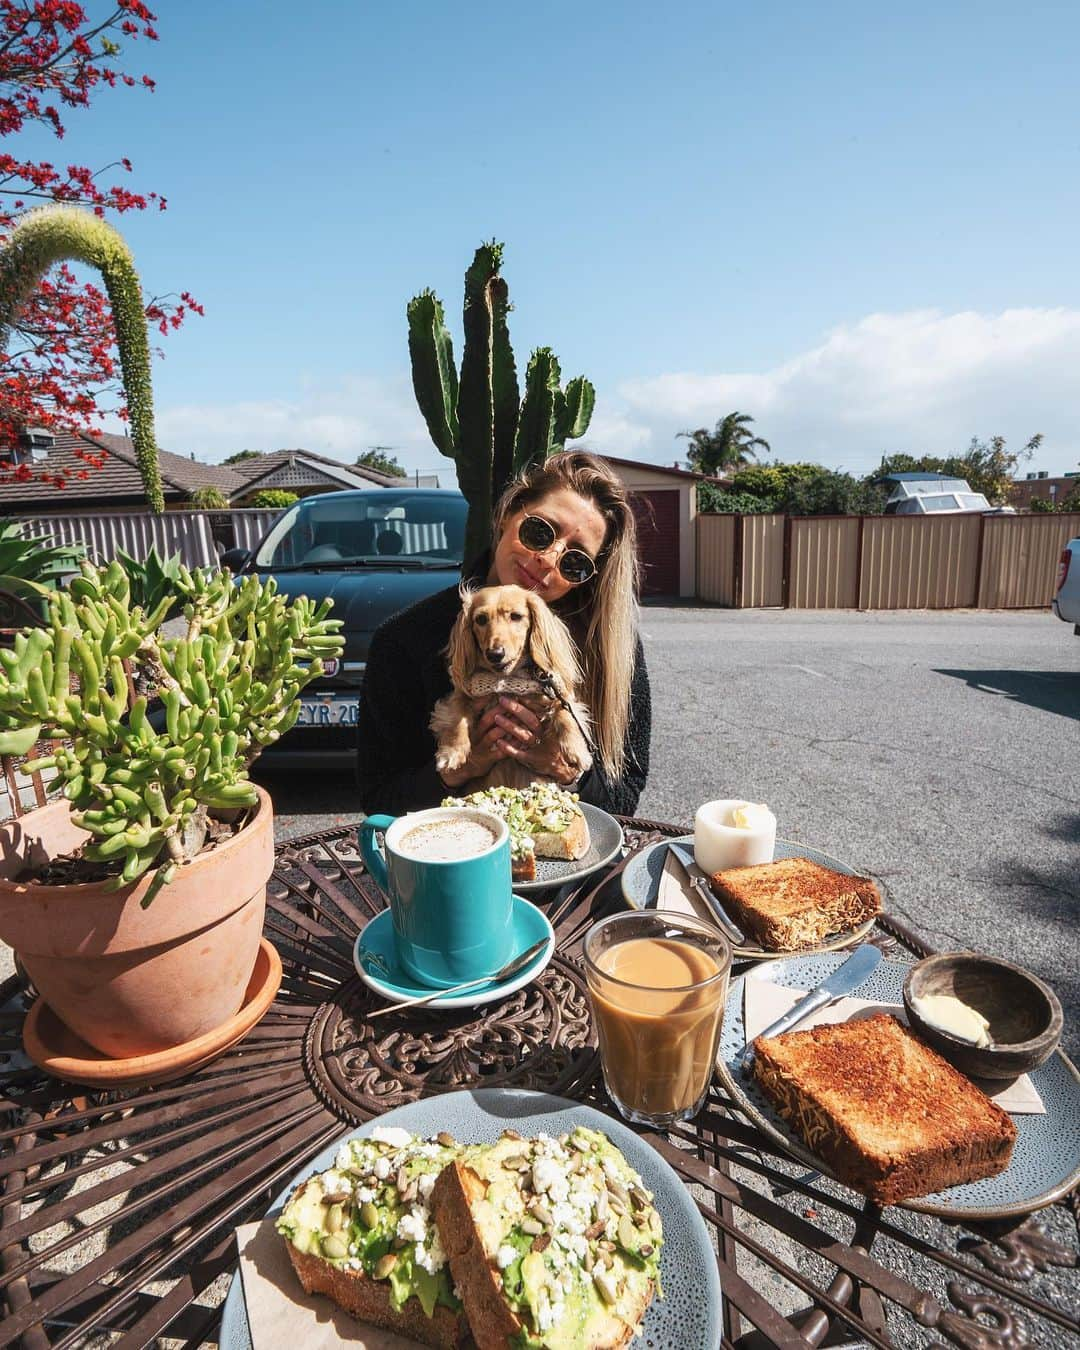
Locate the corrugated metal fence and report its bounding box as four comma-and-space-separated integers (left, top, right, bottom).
697, 512, 1080, 609
18, 510, 279, 569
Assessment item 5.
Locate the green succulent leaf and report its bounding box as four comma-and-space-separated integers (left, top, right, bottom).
0, 723, 42, 755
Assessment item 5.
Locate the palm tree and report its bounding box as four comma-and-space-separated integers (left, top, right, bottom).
679, 412, 770, 477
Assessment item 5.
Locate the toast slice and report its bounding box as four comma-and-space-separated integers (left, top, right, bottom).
710, 856, 881, 950
431, 1126, 662, 1349
512, 848, 538, 883
276, 1127, 472, 1347
532, 806, 589, 861
752, 1013, 1018, 1205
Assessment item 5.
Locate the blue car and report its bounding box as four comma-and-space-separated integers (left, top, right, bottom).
223, 488, 467, 762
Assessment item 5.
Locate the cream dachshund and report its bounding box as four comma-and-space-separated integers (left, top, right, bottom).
431, 584, 592, 790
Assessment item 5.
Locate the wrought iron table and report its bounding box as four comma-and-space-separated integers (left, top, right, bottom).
0, 818, 1077, 1348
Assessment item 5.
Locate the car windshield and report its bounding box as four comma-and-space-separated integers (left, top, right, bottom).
253, 492, 468, 568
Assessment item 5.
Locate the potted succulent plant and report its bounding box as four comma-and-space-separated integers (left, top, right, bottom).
0, 559, 343, 1059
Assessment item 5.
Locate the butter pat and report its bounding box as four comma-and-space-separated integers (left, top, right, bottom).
694, 798, 777, 874
731, 802, 773, 831
912, 993, 992, 1047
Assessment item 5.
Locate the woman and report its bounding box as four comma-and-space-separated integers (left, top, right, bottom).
356, 451, 650, 816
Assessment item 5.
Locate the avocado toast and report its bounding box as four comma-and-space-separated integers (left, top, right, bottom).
276, 1125, 473, 1348
431, 1126, 663, 1349
441, 783, 590, 883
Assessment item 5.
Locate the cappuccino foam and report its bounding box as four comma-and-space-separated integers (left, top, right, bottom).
399, 817, 497, 862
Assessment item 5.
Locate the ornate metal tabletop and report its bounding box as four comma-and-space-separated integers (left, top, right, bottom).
0, 819, 1076, 1349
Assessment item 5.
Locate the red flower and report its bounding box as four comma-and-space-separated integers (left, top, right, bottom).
0, 0, 201, 482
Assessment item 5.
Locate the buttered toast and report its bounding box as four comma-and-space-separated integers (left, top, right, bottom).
752, 1013, 1017, 1205
711, 856, 881, 950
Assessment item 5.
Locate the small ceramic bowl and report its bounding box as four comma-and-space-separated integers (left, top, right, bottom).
902, 952, 1063, 1080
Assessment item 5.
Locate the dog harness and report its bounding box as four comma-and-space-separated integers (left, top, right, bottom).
462, 667, 593, 751
463, 672, 548, 699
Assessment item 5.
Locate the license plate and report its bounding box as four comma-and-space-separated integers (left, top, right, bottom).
297, 694, 360, 727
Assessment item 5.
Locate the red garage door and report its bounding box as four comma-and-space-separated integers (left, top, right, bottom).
630, 490, 680, 596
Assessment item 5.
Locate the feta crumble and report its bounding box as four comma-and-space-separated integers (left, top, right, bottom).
372, 1125, 413, 1147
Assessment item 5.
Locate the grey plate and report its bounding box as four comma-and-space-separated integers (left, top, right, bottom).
515, 802, 625, 893
716, 951, 1080, 1218
621, 835, 877, 957
220, 1088, 722, 1349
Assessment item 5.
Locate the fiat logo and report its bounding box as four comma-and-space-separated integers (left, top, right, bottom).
320, 657, 340, 677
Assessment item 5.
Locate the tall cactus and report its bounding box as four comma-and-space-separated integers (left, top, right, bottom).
0, 205, 165, 513
408, 242, 595, 566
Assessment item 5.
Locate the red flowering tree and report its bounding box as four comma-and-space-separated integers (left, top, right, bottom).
0, 1, 200, 489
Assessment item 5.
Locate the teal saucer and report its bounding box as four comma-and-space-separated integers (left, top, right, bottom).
352, 896, 555, 1010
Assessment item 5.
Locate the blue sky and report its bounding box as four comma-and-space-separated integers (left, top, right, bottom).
18, 1, 1080, 476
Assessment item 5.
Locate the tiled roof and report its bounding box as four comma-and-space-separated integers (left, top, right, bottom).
0, 429, 245, 509
0, 432, 415, 512
94, 433, 244, 492
599, 454, 729, 484
229, 448, 402, 488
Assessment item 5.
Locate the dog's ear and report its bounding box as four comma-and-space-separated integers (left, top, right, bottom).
525, 592, 581, 694
446, 594, 478, 691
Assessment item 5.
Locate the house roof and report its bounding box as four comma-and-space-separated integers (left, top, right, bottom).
0, 433, 408, 512
228, 449, 402, 490
598, 453, 728, 483
0, 429, 246, 509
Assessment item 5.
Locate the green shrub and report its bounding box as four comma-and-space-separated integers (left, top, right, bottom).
696, 484, 773, 514
188, 487, 230, 509
246, 489, 298, 509
114, 546, 184, 619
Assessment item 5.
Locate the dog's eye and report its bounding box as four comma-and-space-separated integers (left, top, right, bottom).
510, 612, 525, 622
474, 613, 489, 627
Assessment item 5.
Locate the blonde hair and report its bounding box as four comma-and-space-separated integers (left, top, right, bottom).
491, 451, 640, 779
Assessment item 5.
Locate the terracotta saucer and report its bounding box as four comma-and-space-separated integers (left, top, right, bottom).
22, 938, 282, 1088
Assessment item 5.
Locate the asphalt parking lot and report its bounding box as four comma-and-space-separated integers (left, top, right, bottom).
258, 605, 1080, 1057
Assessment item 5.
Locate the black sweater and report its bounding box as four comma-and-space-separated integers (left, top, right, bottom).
356, 583, 651, 818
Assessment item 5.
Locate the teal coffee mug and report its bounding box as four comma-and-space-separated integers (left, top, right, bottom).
358, 807, 514, 988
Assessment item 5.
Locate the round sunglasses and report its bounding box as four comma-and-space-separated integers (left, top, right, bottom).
517, 515, 598, 584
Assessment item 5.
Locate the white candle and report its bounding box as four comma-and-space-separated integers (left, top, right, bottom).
694, 799, 777, 875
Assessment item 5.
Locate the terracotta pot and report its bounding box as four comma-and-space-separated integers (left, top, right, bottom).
0, 785, 274, 1058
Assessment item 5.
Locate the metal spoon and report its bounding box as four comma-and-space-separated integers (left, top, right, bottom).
367, 936, 551, 1019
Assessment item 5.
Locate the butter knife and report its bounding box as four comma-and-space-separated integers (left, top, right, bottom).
738, 943, 883, 1069
665, 841, 746, 945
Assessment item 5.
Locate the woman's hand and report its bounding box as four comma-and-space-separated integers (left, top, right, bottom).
489, 697, 583, 785
436, 704, 513, 789
438, 697, 584, 789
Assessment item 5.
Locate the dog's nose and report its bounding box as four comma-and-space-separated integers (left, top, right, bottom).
486, 646, 506, 666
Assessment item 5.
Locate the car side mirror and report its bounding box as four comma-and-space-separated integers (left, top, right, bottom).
220, 547, 251, 573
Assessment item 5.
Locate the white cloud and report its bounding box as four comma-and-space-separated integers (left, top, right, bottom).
137, 308, 1080, 479
136, 373, 442, 475
596, 308, 1080, 475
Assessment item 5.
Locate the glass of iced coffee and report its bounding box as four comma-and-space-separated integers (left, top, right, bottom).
584, 911, 732, 1128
